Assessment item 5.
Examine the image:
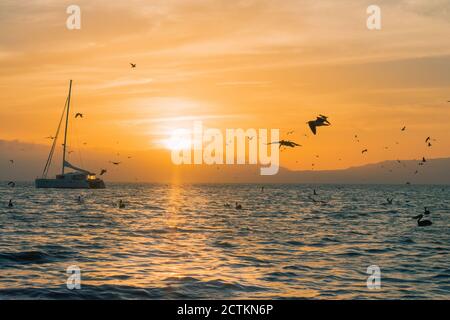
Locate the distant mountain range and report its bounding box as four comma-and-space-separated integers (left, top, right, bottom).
172, 157, 450, 184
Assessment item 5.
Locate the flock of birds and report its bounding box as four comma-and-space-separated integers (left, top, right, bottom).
3, 63, 448, 228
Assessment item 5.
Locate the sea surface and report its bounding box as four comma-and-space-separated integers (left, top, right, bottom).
0, 183, 449, 299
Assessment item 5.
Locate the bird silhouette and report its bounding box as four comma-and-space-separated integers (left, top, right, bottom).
267, 140, 301, 148
425, 137, 431, 143
401, 126, 406, 131
75, 113, 83, 118
7, 181, 15, 188
110, 161, 121, 165
362, 149, 368, 154
307, 115, 331, 135
100, 169, 107, 175
412, 214, 432, 227
9, 160, 14, 164
130, 63, 136, 68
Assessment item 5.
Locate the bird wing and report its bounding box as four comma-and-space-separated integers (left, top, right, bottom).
308, 121, 317, 135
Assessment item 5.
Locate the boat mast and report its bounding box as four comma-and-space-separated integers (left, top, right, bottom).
62, 80, 72, 175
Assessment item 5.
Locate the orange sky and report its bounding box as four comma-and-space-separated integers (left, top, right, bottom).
1, 0, 450, 178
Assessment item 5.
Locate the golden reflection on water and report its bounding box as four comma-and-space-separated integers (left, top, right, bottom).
0, 183, 449, 299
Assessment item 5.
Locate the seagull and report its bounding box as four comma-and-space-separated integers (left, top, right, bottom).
8, 199, 13, 208
422, 157, 426, 163
7, 181, 15, 188
401, 126, 406, 131
425, 137, 431, 143
235, 202, 243, 210
130, 63, 136, 68
361, 149, 368, 154
307, 115, 331, 135
118, 200, 126, 209
100, 169, 107, 175
9, 160, 14, 164
424, 207, 431, 215
287, 130, 295, 135
313, 189, 318, 196
267, 140, 301, 148
75, 113, 83, 118
428, 142, 432, 147
110, 161, 121, 165
386, 198, 393, 204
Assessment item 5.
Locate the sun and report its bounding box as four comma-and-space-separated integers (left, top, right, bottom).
163, 130, 192, 151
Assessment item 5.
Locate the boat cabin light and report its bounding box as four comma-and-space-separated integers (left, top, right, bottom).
88, 174, 97, 180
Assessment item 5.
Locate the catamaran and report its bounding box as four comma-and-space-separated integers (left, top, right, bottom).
35, 80, 105, 189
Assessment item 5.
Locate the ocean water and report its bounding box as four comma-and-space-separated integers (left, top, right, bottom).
0, 183, 449, 300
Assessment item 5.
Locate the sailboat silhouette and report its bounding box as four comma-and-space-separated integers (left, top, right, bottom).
35, 80, 105, 189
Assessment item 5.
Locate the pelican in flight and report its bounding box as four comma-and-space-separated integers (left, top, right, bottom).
412, 214, 432, 227
307, 114, 331, 135
267, 140, 301, 148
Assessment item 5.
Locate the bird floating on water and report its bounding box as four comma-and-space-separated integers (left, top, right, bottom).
8, 199, 13, 208
307, 115, 331, 135
235, 202, 243, 210
424, 207, 431, 215
412, 214, 432, 227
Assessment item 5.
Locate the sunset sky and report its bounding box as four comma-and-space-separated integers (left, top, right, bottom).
1, 0, 450, 181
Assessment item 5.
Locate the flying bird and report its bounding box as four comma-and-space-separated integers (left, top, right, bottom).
75, 113, 83, 118
286, 130, 295, 135
401, 126, 406, 131
7, 181, 15, 188
361, 149, 368, 154
267, 140, 301, 148
9, 160, 14, 164
130, 63, 136, 68
110, 161, 121, 165
45, 136, 55, 140
425, 137, 431, 143
307, 115, 331, 135
100, 169, 107, 175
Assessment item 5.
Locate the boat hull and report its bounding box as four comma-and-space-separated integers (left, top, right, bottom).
35, 178, 105, 189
